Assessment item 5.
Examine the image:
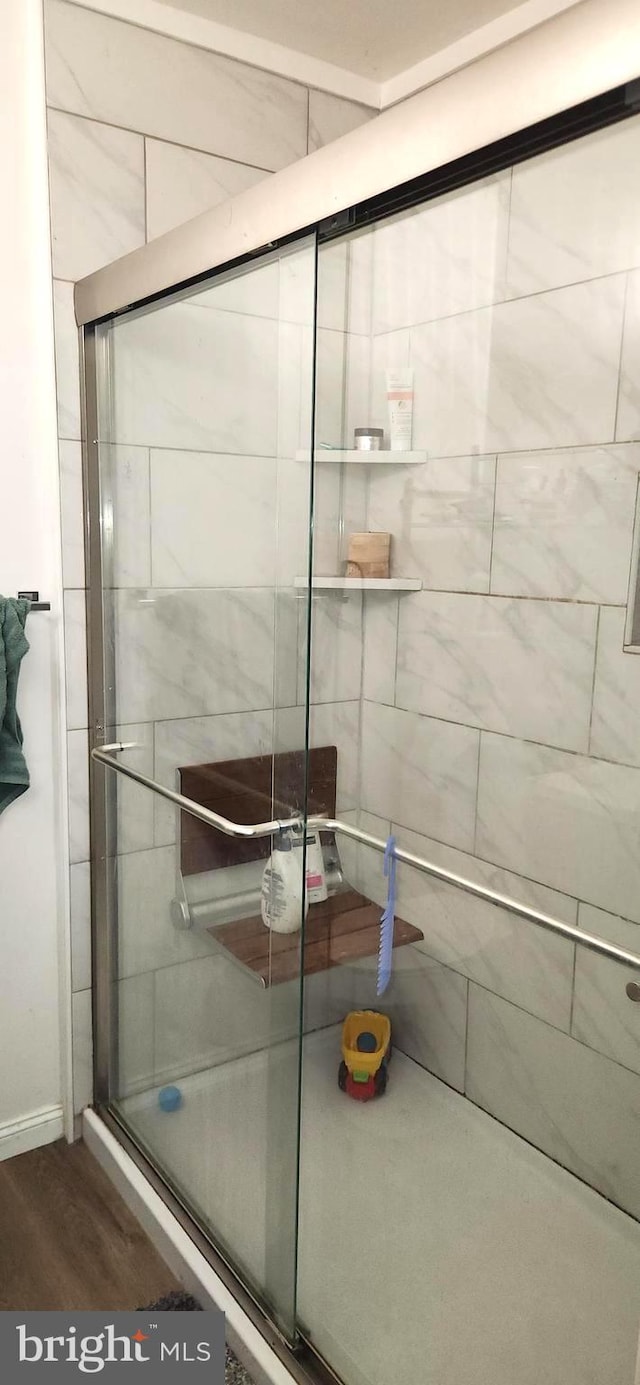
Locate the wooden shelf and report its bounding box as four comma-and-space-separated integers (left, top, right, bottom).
296, 449, 426, 465
209, 889, 423, 987
294, 576, 422, 591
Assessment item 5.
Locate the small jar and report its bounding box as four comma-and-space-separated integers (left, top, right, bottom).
354, 427, 384, 452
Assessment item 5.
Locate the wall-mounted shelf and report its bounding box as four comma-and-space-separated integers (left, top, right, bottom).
295, 576, 422, 592
295, 449, 427, 465
210, 889, 423, 988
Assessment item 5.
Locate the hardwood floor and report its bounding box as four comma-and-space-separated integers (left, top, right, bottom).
0, 1139, 179, 1310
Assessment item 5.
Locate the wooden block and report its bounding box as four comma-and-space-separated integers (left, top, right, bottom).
346, 531, 391, 579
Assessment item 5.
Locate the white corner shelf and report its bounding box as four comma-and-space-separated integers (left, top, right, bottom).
294, 576, 422, 592
295, 449, 427, 465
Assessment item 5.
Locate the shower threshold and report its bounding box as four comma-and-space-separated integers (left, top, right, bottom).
107, 1030, 640, 1385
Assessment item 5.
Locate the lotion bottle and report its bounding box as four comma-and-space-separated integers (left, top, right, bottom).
261, 830, 309, 934
386, 368, 414, 450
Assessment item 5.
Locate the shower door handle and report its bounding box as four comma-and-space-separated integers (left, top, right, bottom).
91, 743, 301, 839
91, 744, 640, 975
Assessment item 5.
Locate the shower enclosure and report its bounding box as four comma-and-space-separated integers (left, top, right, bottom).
80, 55, 640, 1385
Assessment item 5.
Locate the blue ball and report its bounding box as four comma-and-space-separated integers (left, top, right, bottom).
158, 1085, 183, 1113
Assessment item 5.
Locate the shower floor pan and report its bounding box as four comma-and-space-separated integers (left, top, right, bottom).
122, 1029, 640, 1385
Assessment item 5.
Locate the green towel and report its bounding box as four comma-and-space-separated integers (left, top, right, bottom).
0, 596, 31, 814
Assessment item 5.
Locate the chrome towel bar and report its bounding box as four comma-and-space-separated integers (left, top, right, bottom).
92, 743, 640, 973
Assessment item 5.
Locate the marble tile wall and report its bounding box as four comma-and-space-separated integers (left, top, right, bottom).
307, 91, 376, 155
110, 302, 281, 454
356, 111, 640, 1219
395, 590, 598, 751
45, 0, 376, 1115
465, 987, 640, 1220
144, 141, 268, 241
45, 0, 309, 172
48, 108, 145, 280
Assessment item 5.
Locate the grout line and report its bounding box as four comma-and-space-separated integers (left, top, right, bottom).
46, 103, 276, 174
150, 964, 157, 1085
100, 564, 629, 612
391, 595, 400, 705
568, 941, 578, 1036
117, 948, 220, 987
146, 447, 154, 587
487, 453, 499, 594
103, 581, 627, 610
144, 445, 283, 460
502, 165, 514, 296
586, 605, 601, 755
462, 977, 470, 1094
101, 584, 627, 610
121, 699, 358, 730
386, 806, 579, 919
467, 977, 570, 1044
469, 975, 640, 1081
355, 609, 366, 857
367, 264, 629, 337
170, 291, 371, 337
143, 135, 149, 244
190, 298, 370, 335
472, 730, 482, 856
386, 812, 622, 932
360, 696, 640, 773
612, 270, 630, 442
101, 434, 637, 461
150, 714, 157, 803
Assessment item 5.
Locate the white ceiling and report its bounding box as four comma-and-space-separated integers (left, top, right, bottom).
155, 0, 526, 81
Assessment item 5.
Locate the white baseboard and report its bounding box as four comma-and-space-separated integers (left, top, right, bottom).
0, 1104, 65, 1162
83, 1109, 297, 1385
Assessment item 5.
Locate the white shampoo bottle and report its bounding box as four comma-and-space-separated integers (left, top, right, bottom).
261, 831, 309, 934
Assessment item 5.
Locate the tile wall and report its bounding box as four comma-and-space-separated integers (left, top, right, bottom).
345, 113, 640, 1220
44, 0, 376, 1115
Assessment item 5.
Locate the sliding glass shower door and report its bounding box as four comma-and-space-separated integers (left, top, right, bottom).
87, 238, 318, 1337
83, 89, 640, 1385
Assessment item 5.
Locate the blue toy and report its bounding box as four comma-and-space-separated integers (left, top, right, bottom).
377, 834, 397, 996
158, 1085, 183, 1113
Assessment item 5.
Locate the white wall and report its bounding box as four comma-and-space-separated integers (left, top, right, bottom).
0, 0, 71, 1156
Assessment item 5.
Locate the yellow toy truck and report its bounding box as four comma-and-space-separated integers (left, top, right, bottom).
338, 1010, 391, 1101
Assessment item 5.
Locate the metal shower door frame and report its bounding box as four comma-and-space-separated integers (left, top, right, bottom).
81, 319, 120, 1107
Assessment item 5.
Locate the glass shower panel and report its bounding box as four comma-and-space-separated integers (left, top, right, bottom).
93, 238, 317, 1336
298, 115, 640, 1385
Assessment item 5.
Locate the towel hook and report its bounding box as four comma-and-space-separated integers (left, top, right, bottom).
17, 590, 51, 612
